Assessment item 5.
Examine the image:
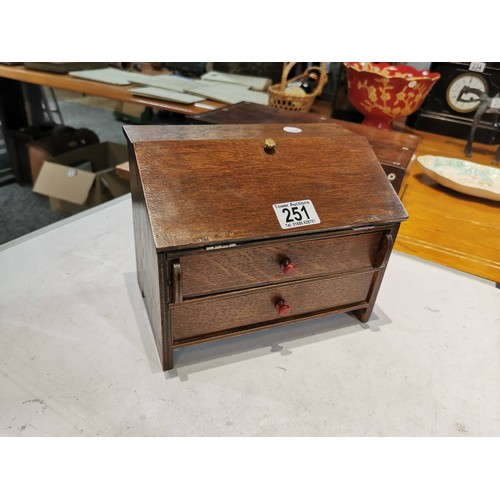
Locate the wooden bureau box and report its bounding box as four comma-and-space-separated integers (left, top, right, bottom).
124, 123, 408, 370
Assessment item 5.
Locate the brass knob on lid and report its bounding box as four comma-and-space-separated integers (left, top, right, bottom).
264, 138, 276, 154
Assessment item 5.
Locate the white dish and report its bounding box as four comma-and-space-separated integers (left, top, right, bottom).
417, 155, 500, 202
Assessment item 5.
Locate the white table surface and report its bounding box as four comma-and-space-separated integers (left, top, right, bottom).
1, 195, 499, 437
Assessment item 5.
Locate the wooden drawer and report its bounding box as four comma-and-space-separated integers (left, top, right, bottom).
170, 270, 375, 342
177, 231, 383, 298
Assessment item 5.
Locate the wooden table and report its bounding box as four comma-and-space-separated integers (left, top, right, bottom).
395, 129, 500, 284
0, 64, 225, 115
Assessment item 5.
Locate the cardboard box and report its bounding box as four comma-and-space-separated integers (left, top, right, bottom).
7, 122, 70, 186
33, 142, 130, 215
113, 102, 152, 125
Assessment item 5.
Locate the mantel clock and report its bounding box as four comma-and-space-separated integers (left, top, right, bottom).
406, 62, 500, 144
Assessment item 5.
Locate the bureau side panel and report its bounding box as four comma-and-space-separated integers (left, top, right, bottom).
353, 224, 400, 322
128, 141, 166, 363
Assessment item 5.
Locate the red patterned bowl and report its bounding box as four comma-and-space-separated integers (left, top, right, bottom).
344, 62, 440, 129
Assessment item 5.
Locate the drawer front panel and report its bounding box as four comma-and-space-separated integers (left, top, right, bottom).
171, 270, 375, 341
179, 232, 382, 298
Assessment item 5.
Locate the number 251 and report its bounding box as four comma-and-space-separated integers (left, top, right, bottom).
282, 205, 310, 223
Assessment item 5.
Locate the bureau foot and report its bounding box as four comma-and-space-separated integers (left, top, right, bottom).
163, 349, 174, 371
352, 307, 373, 323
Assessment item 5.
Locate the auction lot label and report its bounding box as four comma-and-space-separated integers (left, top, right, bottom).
273, 199, 321, 230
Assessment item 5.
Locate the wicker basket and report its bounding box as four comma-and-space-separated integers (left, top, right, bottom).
268, 62, 328, 112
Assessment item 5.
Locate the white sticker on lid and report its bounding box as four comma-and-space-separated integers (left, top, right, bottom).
283, 126, 302, 133
273, 199, 321, 230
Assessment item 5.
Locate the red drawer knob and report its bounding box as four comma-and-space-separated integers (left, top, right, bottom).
281, 258, 297, 276
275, 299, 291, 317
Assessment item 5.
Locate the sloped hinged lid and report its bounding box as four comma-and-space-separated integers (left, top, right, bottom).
124, 123, 408, 251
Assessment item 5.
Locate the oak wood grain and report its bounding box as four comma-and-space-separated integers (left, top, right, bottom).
188, 102, 420, 193
124, 123, 408, 251
179, 231, 383, 297
190, 101, 420, 173
170, 270, 375, 341
126, 123, 406, 370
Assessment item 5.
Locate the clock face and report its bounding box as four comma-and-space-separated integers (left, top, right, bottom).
446, 73, 489, 113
